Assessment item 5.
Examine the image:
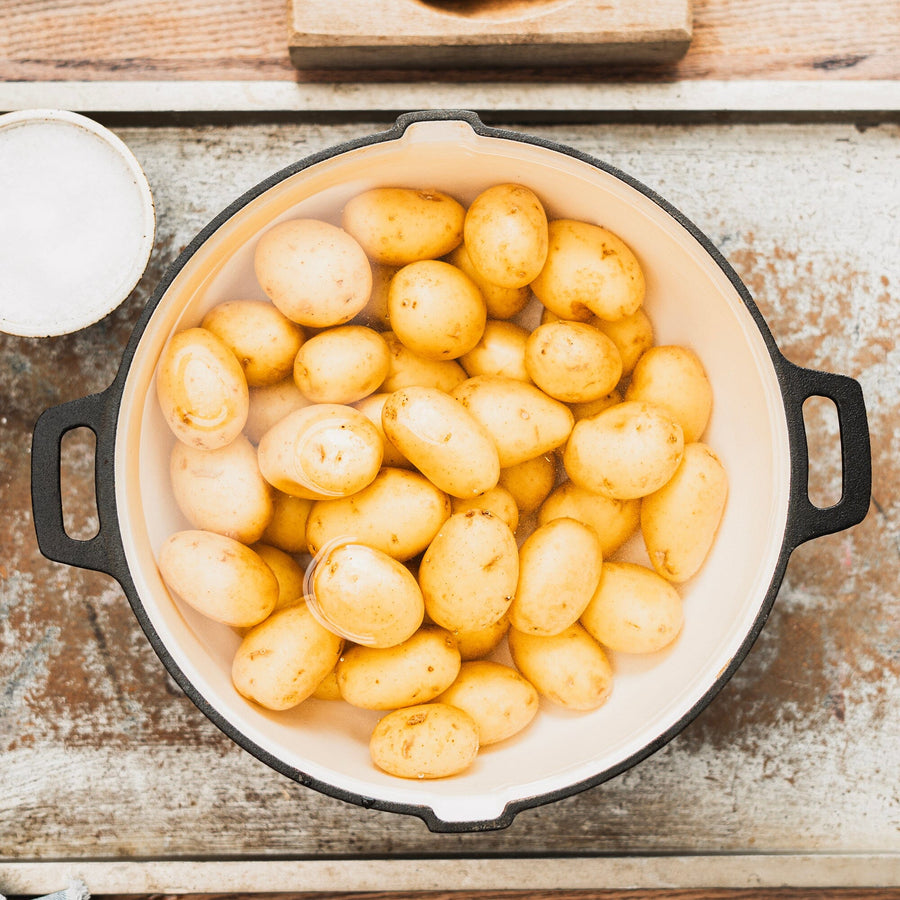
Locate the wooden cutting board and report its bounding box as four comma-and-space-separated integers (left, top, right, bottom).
287, 0, 693, 69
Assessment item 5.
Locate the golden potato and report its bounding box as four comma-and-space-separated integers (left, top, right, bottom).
569, 388, 623, 422
459, 319, 531, 382
445, 243, 531, 320
451, 485, 519, 532
156, 327, 249, 451
352, 392, 413, 469
311, 666, 342, 701
244, 377, 312, 444
498, 453, 557, 514
592, 307, 654, 376
341, 187, 465, 266
564, 400, 684, 499
454, 615, 510, 661
260, 490, 313, 554
580, 561, 683, 653
352, 262, 396, 329
641, 442, 728, 583
201, 299, 305, 387
251, 543, 306, 612
379, 331, 468, 394
254, 218, 372, 328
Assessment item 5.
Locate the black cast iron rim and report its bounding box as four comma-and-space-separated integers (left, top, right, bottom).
31, 109, 872, 832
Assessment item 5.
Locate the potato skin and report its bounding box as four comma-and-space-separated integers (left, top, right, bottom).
498, 453, 557, 514
592, 307, 654, 376
445, 243, 531, 320
337, 624, 460, 709
341, 187, 465, 266
352, 393, 413, 469
379, 332, 468, 394
419, 510, 519, 632
369, 702, 479, 779
460, 319, 531, 383
641, 442, 728, 583
254, 218, 372, 328
382, 386, 500, 499
438, 660, 539, 745
451, 485, 519, 532
260, 491, 313, 554
156, 327, 249, 451
580, 561, 684, 654
251, 543, 306, 611
232, 602, 344, 710
454, 615, 510, 661
244, 377, 312, 444
158, 530, 277, 628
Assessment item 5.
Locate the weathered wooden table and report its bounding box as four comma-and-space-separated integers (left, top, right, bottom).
1, 1, 899, 897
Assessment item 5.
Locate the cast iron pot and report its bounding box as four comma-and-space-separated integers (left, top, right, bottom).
32, 110, 872, 832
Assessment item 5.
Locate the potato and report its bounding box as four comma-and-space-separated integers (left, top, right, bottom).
251, 543, 306, 611
641, 442, 728, 583
352, 262, 396, 329
312, 666, 343, 701
459, 319, 531, 382
437, 660, 539, 745
257, 403, 383, 500
369, 702, 479, 779
419, 510, 519, 632
158, 530, 277, 628
463, 183, 548, 289
625, 345, 713, 443
244, 377, 312, 444
336, 624, 460, 709
254, 218, 372, 328
509, 518, 603, 636
445, 243, 530, 320
232, 602, 344, 710
260, 490, 313, 554
311, 541, 424, 648
342, 187, 465, 266
380, 331, 468, 394
455, 615, 510, 661
293, 325, 390, 404
156, 327, 249, 451
306, 467, 451, 561
569, 388, 623, 422
382, 386, 500, 498
580, 561, 683, 654
451, 485, 519, 532
592, 307, 654, 376
451, 375, 574, 468
498, 453, 557, 514
531, 219, 645, 323
352, 392, 412, 469
170, 434, 273, 544
201, 299, 305, 387
388, 260, 487, 360
508, 622, 613, 711
524, 320, 623, 404
538, 480, 640, 558
564, 400, 684, 499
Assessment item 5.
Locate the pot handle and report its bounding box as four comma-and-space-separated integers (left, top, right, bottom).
31, 387, 124, 580
781, 360, 872, 548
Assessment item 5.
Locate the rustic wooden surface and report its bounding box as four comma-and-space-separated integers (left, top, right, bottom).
0, 120, 897, 897
1, 0, 899, 83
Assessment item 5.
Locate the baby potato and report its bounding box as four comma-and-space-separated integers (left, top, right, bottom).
201, 299, 305, 387
369, 702, 479, 779
531, 219, 645, 323
459, 319, 531, 383
419, 510, 519, 633
382, 386, 500, 498
641, 442, 728, 583
232, 602, 344, 710
257, 403, 383, 500
337, 624, 460, 709
455, 615, 510, 661
625, 345, 714, 443
438, 660, 539, 745
251, 543, 306, 611
158, 530, 277, 628
311, 541, 424, 648
352, 392, 412, 469
451, 375, 574, 468
451, 485, 519, 532
538, 480, 640, 558
293, 325, 390, 404
388, 260, 487, 360
445, 243, 530, 320
260, 490, 313, 554
341, 187, 465, 266
580, 561, 684, 654
170, 433, 273, 545
509, 518, 603, 636
380, 331, 468, 394
244, 377, 312, 444
564, 400, 684, 500
306, 467, 451, 562
498, 453, 557, 514
156, 327, 249, 451
352, 262, 396, 329
312, 665, 342, 701
524, 320, 623, 404
592, 307, 654, 376
569, 389, 623, 422
463, 183, 549, 289
508, 622, 613, 711
254, 218, 372, 328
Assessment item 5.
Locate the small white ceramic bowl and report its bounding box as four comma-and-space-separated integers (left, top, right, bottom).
32, 111, 870, 831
